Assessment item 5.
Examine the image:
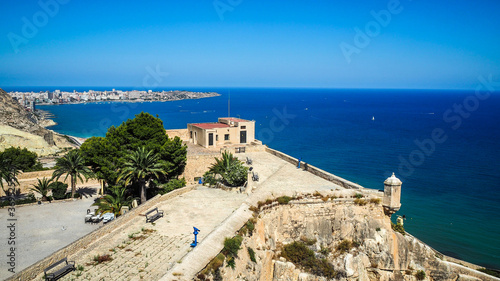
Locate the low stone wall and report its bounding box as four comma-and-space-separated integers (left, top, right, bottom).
17, 170, 55, 180
6, 185, 196, 281
165, 128, 189, 141
1, 169, 99, 197
265, 147, 363, 189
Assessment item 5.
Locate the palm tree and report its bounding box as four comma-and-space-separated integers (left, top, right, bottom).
204, 151, 248, 187
52, 149, 94, 198
92, 186, 133, 217
30, 177, 53, 201
0, 157, 21, 196
118, 147, 166, 204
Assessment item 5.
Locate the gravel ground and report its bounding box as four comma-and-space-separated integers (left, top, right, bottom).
0, 188, 101, 280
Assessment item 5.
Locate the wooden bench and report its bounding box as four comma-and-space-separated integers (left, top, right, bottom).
44, 257, 75, 281
145, 207, 164, 223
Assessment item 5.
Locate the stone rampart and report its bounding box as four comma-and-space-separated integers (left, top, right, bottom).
183, 154, 218, 184
165, 129, 189, 141
265, 147, 363, 189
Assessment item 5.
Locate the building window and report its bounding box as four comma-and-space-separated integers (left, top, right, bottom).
224, 134, 230, 141
190, 131, 193, 139
241, 126, 246, 129
216, 135, 219, 141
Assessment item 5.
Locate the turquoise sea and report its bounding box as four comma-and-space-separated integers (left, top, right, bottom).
7, 87, 500, 269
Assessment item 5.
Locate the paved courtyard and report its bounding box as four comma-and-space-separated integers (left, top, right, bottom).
3, 150, 349, 280
0, 186, 101, 280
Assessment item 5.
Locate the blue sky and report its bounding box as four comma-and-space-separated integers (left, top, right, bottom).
1, 0, 499, 89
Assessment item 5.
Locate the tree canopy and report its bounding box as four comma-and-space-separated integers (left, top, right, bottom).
0, 147, 43, 172
52, 149, 94, 198
80, 112, 187, 201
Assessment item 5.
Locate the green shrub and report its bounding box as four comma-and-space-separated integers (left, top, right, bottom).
277, 196, 292, 205
300, 236, 317, 246
222, 235, 243, 258
391, 222, 405, 235
354, 193, 364, 199
281, 241, 336, 278
246, 220, 255, 234
336, 239, 358, 253
369, 198, 381, 204
202, 253, 225, 275
354, 198, 367, 206
203, 152, 248, 187
0, 147, 44, 172
282, 241, 315, 266
1, 194, 37, 207
226, 256, 235, 269
248, 247, 256, 263
160, 178, 186, 194
319, 245, 331, 256
415, 270, 426, 280
49, 181, 68, 200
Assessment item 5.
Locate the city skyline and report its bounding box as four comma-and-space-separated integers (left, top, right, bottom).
1, 0, 499, 90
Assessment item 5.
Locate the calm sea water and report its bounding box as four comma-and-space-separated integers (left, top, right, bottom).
7, 87, 500, 269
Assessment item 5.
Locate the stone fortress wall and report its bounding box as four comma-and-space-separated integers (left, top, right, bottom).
6, 144, 499, 281
219, 199, 499, 281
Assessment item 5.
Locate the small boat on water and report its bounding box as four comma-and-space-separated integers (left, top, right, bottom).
372, 116, 375, 121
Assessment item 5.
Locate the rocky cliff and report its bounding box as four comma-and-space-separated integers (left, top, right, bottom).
0, 88, 73, 156
197, 196, 497, 281
0, 88, 47, 135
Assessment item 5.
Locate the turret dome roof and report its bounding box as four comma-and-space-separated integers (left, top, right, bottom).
384, 173, 402, 185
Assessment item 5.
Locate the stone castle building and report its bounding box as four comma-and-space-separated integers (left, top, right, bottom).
187, 117, 255, 148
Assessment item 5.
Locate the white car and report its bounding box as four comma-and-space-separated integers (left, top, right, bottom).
102, 213, 115, 224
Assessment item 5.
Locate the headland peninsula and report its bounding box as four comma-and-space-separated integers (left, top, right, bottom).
6, 89, 220, 107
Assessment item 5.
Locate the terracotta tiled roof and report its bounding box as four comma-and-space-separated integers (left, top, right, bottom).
191, 123, 230, 129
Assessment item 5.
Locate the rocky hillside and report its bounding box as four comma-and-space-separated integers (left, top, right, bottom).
0, 88, 74, 156
0, 88, 47, 135
196, 194, 497, 281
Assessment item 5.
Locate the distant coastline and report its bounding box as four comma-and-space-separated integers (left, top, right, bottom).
35, 93, 221, 106
7, 89, 220, 107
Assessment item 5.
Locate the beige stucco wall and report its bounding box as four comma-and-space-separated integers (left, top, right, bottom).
187, 125, 206, 147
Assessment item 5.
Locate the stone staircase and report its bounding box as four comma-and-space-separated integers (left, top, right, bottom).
56, 231, 193, 281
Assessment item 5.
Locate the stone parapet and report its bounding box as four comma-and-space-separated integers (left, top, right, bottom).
265, 147, 363, 189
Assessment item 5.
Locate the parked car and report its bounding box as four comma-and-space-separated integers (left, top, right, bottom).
102, 213, 115, 224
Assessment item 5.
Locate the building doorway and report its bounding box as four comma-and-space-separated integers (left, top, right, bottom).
240, 131, 247, 144
209, 133, 214, 146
